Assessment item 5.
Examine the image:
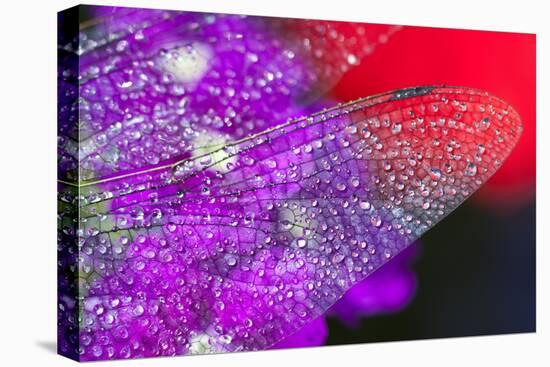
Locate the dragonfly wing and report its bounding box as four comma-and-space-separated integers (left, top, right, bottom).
69, 86, 521, 358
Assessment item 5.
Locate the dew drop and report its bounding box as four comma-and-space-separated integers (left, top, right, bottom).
371, 216, 382, 227
336, 183, 347, 191
104, 313, 115, 324
480, 117, 491, 131
246, 53, 259, 63
392, 122, 402, 134
266, 159, 278, 169
133, 305, 144, 316
118, 80, 133, 89
347, 53, 358, 65
477, 144, 486, 155
332, 253, 345, 264
465, 162, 477, 177
430, 168, 442, 181
296, 238, 307, 248
360, 201, 371, 210
226, 255, 237, 267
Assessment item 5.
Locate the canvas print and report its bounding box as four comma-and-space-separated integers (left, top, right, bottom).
57, 5, 535, 361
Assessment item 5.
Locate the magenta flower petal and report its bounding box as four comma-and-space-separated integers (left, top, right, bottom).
329, 243, 419, 327
272, 316, 328, 349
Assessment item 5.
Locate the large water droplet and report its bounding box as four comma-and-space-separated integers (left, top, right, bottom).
465, 162, 477, 176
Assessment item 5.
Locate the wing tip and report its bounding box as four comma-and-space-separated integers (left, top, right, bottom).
389, 86, 436, 101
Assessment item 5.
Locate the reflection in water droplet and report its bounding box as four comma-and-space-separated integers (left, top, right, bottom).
158, 43, 212, 84
479, 117, 491, 131
346, 53, 358, 65
392, 122, 402, 134
360, 201, 371, 210
430, 168, 442, 181
370, 216, 382, 227
226, 255, 237, 266
465, 162, 477, 177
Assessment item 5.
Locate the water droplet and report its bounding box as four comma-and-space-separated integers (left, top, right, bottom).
392, 122, 402, 134
360, 201, 371, 210
94, 304, 104, 315
246, 53, 259, 63
336, 183, 347, 191
219, 335, 232, 344
118, 80, 133, 89
477, 144, 486, 155
158, 43, 212, 84
133, 305, 144, 316
332, 253, 345, 263
371, 216, 382, 227
430, 168, 442, 181
465, 162, 477, 176
104, 313, 115, 324
226, 255, 237, 267
296, 238, 307, 248
480, 117, 491, 131
266, 159, 277, 169
116, 40, 128, 52
347, 53, 358, 65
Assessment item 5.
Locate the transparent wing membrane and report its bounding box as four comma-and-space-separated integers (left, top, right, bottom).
59, 86, 521, 358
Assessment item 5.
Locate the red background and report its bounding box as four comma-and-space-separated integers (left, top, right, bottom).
331, 26, 536, 209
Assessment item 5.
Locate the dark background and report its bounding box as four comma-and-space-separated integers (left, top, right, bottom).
327, 196, 536, 344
